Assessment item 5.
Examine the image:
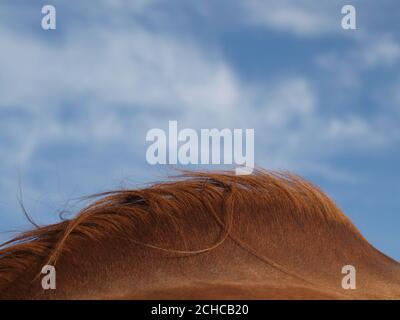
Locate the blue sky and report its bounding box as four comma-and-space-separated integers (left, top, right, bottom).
0, 0, 399, 260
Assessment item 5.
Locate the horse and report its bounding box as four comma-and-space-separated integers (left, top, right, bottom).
0, 169, 399, 299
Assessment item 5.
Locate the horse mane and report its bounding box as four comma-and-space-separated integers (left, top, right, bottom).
0, 169, 360, 296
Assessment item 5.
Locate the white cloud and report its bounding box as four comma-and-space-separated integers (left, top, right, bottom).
261, 78, 315, 125
240, 0, 340, 36
362, 36, 400, 67
315, 34, 400, 95
0, 24, 242, 116
337, 34, 399, 68
0, 20, 392, 189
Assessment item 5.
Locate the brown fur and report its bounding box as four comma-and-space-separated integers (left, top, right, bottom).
0, 169, 399, 299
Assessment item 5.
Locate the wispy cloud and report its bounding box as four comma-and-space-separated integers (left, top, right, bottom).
0, 3, 396, 194
240, 0, 341, 36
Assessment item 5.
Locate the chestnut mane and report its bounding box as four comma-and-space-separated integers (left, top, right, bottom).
0, 169, 399, 299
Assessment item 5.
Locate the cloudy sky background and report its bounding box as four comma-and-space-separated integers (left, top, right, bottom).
0, 0, 399, 259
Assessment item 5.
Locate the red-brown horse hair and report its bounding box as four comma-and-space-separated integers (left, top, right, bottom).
0, 170, 399, 299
